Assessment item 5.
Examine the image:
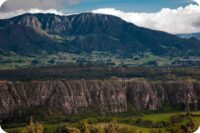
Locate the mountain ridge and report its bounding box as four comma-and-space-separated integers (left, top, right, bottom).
0, 13, 200, 56
177, 32, 200, 40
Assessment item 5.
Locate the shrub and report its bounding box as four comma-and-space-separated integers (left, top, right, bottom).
104, 121, 120, 133
23, 117, 43, 133
55, 125, 80, 133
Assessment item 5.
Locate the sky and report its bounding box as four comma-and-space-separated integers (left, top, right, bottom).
0, 0, 200, 34
66, 0, 193, 13
0, 0, 194, 13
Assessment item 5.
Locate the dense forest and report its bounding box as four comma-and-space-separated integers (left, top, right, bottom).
0, 65, 200, 81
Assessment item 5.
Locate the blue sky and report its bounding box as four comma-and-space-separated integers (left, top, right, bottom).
0, 0, 196, 13
64, 0, 194, 13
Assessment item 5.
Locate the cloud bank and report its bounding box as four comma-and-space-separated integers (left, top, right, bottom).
92, 2, 200, 34
0, 0, 59, 12
0, 0, 65, 19
0, 8, 64, 19
0, 0, 7, 8
0, 0, 80, 12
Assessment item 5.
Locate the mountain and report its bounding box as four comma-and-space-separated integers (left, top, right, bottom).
0, 13, 200, 56
177, 33, 200, 40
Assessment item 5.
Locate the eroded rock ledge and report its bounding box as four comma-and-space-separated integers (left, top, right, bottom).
0, 79, 199, 118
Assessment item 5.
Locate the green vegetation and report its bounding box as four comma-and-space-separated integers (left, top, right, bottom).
3, 112, 200, 133
1, 51, 200, 70
1, 64, 200, 81
0, 54, 34, 70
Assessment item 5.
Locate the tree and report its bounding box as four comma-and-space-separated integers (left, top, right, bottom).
48, 59, 55, 64
31, 60, 39, 67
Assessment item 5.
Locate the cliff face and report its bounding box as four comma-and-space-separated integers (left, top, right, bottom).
126, 80, 199, 111
0, 79, 199, 119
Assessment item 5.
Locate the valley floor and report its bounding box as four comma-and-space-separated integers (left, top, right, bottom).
1, 52, 200, 70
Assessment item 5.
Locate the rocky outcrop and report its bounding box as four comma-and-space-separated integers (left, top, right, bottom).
0, 79, 199, 119
126, 80, 199, 111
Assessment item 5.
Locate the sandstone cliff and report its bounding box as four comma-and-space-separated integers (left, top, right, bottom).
0, 79, 199, 119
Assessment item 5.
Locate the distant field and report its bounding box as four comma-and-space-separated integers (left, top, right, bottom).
1, 52, 200, 70
0, 52, 170, 70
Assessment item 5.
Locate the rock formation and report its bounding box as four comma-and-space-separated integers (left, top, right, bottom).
0, 79, 199, 119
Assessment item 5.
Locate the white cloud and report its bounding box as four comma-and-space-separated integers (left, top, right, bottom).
0, 8, 64, 19
92, 3, 200, 34
0, 0, 7, 8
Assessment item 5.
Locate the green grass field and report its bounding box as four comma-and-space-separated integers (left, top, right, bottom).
142, 112, 187, 122
94, 123, 166, 133
0, 52, 174, 70
4, 111, 200, 133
